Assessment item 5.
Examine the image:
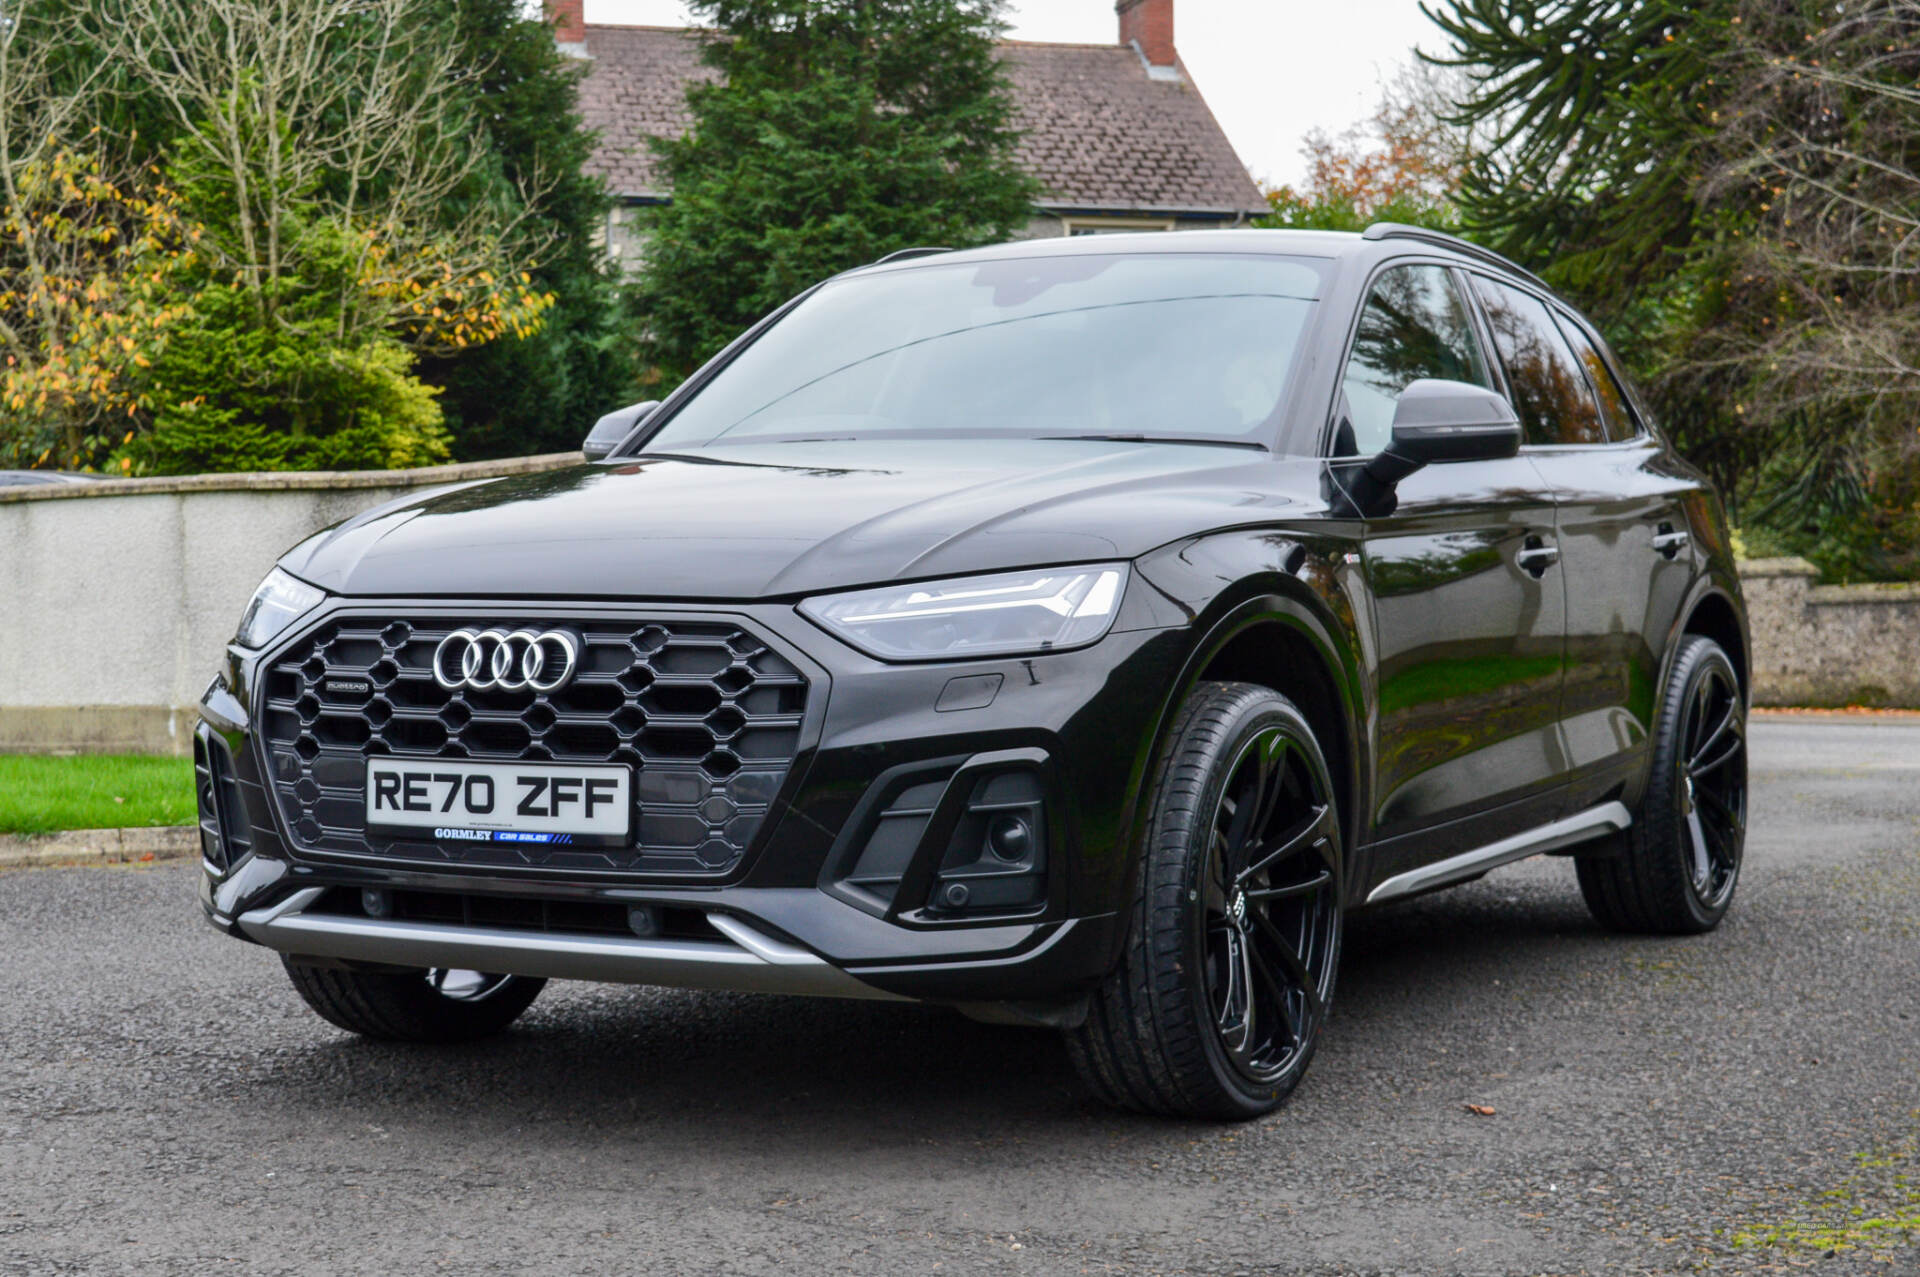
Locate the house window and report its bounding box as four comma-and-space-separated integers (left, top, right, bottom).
1062, 216, 1176, 236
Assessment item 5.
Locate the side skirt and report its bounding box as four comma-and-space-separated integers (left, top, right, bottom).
1364, 801, 1633, 905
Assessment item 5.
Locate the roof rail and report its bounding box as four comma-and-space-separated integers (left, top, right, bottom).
1361, 223, 1551, 291
869, 246, 952, 266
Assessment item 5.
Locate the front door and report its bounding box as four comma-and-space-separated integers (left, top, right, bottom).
1361, 466, 1569, 859
1333, 263, 1570, 879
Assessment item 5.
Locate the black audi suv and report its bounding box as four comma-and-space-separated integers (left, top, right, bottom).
197, 227, 1749, 1119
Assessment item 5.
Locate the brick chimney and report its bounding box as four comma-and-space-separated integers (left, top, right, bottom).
548, 0, 586, 47
1117, 0, 1175, 71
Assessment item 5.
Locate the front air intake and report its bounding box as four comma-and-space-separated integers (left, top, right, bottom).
829, 757, 1051, 922
194, 726, 252, 872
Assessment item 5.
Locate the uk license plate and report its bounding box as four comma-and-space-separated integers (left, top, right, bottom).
365, 758, 631, 847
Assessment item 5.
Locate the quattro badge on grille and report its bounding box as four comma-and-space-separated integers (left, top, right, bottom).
431, 628, 580, 693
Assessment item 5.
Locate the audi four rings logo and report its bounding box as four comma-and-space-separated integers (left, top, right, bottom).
432, 628, 580, 693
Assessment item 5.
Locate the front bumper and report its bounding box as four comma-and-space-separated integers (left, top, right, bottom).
235, 887, 904, 1001
199, 596, 1186, 1005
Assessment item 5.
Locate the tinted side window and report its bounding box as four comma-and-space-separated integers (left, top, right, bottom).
1470, 276, 1607, 446
1553, 311, 1639, 441
1337, 265, 1491, 456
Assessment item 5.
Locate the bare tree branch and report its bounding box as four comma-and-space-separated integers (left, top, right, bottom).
104, 0, 557, 349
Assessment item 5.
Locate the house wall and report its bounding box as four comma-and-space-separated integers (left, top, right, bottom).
1022, 212, 1247, 238
605, 203, 656, 274
603, 203, 1244, 275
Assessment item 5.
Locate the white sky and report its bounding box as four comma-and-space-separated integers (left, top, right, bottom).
585, 0, 1447, 189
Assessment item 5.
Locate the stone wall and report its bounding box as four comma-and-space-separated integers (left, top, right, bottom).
0, 454, 575, 755
1739, 557, 1920, 708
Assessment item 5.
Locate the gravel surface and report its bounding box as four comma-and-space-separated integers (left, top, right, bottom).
3, 717, 1916, 1275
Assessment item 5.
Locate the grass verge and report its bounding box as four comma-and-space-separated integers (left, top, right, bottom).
0, 754, 195, 835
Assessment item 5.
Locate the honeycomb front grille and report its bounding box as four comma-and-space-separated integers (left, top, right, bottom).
257, 614, 810, 876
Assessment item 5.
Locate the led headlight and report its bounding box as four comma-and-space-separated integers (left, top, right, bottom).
234, 567, 326, 649
799, 564, 1127, 661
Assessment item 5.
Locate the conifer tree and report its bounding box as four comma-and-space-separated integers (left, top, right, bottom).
633, 0, 1037, 381
1427, 0, 1920, 580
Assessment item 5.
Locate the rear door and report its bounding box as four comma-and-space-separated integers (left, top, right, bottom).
1336, 262, 1570, 879
1469, 276, 1702, 806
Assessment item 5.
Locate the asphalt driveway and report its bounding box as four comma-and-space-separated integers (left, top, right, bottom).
3, 716, 1916, 1275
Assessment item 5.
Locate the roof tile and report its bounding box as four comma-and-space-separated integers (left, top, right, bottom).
577, 25, 1266, 216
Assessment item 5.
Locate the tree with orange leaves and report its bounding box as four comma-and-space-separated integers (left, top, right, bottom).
1257, 65, 1482, 233
0, 151, 194, 471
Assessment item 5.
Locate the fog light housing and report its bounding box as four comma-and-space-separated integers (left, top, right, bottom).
825, 756, 1056, 922
361, 889, 392, 919
929, 771, 1048, 917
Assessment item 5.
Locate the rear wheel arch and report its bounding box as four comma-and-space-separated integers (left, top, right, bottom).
1622, 578, 1747, 823
1680, 589, 1747, 697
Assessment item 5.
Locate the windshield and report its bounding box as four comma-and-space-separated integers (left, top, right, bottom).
642, 253, 1325, 450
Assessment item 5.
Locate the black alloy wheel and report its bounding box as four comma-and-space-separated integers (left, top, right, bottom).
1202, 726, 1341, 1087
282, 959, 546, 1042
1578, 635, 1748, 934
1068, 682, 1343, 1119
426, 968, 519, 1004
1676, 654, 1747, 908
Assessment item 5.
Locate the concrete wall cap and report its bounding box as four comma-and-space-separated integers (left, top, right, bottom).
1809, 581, 1920, 605
0, 452, 580, 505
1737, 556, 1820, 578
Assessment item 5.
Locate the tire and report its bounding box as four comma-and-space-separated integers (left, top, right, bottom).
1066, 681, 1343, 1120
1577, 635, 1748, 935
282, 958, 545, 1043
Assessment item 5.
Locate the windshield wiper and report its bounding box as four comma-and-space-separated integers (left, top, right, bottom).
1041, 434, 1267, 451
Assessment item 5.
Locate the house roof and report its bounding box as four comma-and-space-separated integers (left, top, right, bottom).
573, 27, 709, 203
573, 24, 1268, 218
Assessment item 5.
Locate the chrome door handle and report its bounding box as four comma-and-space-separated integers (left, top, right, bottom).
1652, 523, 1690, 559
1516, 537, 1559, 578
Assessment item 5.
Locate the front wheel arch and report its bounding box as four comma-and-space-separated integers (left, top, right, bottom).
1136, 584, 1368, 909
1195, 615, 1361, 875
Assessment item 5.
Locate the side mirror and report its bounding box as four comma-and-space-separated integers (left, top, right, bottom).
1332, 380, 1521, 517
1386, 378, 1522, 465
582, 400, 660, 462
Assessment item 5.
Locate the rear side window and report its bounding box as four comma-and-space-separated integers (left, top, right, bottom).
1553, 312, 1640, 441
1337, 264, 1491, 456
1470, 276, 1608, 446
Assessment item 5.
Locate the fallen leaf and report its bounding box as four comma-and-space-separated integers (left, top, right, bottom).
1464, 1104, 1496, 1117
